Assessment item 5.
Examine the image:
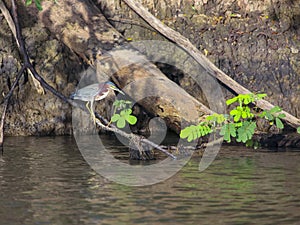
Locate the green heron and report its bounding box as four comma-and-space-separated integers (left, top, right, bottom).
71, 81, 124, 124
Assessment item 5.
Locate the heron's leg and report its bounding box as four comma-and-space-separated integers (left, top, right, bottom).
85, 101, 90, 115
90, 100, 96, 124
85, 101, 95, 124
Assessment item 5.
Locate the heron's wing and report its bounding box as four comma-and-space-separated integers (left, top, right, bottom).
73, 83, 100, 101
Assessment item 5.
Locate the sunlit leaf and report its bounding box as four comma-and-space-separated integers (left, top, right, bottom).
111, 114, 120, 122
264, 111, 274, 121
127, 115, 137, 125
206, 113, 226, 124
243, 95, 252, 105
297, 127, 300, 134
230, 109, 241, 122
180, 124, 211, 142
25, 0, 33, 6
117, 117, 126, 128
275, 118, 284, 129
226, 96, 238, 105
180, 127, 191, 139
34, 0, 43, 10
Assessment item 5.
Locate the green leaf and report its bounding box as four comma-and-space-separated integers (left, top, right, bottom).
34, 0, 43, 10
226, 93, 265, 107
180, 124, 211, 142
243, 95, 253, 105
269, 106, 282, 114
236, 121, 256, 143
199, 125, 212, 136
297, 127, 300, 134
226, 96, 238, 105
206, 113, 226, 124
230, 109, 241, 122
264, 111, 274, 121
25, 0, 33, 6
246, 139, 260, 149
275, 118, 284, 129
277, 113, 286, 119
117, 117, 126, 128
111, 114, 120, 122
126, 115, 137, 125
259, 111, 266, 118
180, 127, 191, 139
181, 125, 199, 142
220, 123, 236, 143
256, 93, 267, 100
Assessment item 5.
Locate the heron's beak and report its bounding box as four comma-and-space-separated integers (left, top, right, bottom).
111, 86, 125, 95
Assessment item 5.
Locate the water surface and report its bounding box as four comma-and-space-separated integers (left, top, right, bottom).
1, 136, 300, 224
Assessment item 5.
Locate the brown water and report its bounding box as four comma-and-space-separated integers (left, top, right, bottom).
1, 136, 300, 225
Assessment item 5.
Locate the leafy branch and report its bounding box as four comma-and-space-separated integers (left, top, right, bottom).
111, 100, 137, 129
180, 93, 300, 148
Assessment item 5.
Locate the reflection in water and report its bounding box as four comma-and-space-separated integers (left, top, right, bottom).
1, 136, 300, 224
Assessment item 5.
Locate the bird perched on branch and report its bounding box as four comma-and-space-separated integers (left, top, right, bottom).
70, 81, 124, 124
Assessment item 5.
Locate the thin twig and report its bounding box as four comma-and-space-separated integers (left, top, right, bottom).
0, 0, 19, 47
0, 66, 26, 152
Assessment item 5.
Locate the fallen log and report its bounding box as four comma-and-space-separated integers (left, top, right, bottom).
38, 0, 216, 133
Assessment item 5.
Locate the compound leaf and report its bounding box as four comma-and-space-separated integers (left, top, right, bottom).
236, 121, 256, 143
220, 123, 236, 143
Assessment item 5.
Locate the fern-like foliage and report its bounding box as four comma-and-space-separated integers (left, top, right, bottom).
180, 93, 295, 149
180, 123, 212, 142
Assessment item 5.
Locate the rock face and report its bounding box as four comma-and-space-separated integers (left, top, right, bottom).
0, 0, 300, 138
0, 7, 80, 135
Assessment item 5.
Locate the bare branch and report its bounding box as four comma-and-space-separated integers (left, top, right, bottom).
0, 66, 26, 152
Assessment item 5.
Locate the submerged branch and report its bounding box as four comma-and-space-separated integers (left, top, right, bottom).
94, 114, 177, 159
